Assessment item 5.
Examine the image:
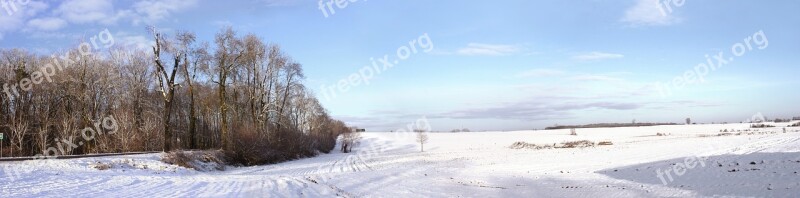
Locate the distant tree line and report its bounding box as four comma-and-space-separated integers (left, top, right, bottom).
545, 122, 679, 130
0, 27, 350, 164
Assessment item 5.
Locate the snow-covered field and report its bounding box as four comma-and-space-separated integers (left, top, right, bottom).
2, 122, 800, 197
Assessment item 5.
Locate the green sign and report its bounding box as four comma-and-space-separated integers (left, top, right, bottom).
0, 133, 3, 140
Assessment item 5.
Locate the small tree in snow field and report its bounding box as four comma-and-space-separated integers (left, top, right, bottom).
415, 129, 429, 152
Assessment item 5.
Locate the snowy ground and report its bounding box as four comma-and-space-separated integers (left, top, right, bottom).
2, 122, 800, 197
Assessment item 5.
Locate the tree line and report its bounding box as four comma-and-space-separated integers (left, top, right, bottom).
0, 27, 350, 164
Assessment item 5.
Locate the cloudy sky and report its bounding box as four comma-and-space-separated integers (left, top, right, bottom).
1, 0, 799, 131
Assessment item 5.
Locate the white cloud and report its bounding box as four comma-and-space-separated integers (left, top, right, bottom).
258, 0, 305, 7
55, 0, 119, 24
0, 1, 48, 37
457, 43, 521, 56
117, 33, 155, 50
212, 20, 233, 27
621, 0, 679, 26
132, 0, 197, 25
572, 51, 624, 61
516, 69, 565, 78
27, 17, 67, 31
27, 31, 68, 39
569, 74, 623, 82
51, 0, 196, 26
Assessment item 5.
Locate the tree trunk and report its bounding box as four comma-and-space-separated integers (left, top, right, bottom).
188, 91, 197, 149
163, 99, 173, 151
184, 57, 197, 150
219, 73, 229, 150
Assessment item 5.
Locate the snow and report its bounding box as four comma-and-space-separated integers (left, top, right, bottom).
2, 122, 800, 197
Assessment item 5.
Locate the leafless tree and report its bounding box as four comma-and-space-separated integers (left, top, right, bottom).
340, 130, 361, 153
212, 27, 244, 150
0, 27, 350, 163
415, 129, 429, 152
8, 117, 28, 156
151, 28, 185, 152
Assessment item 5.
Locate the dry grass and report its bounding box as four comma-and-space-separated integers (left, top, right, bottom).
91, 163, 112, 170
162, 150, 227, 171
560, 140, 595, 148
511, 140, 610, 150
598, 141, 613, 146
750, 124, 775, 128
509, 142, 554, 150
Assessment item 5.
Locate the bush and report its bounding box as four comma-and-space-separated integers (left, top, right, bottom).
91, 163, 112, 170
224, 125, 318, 166
162, 151, 191, 168
750, 124, 775, 128
598, 141, 613, 145
510, 140, 606, 150
569, 128, 577, 136
509, 142, 553, 150
162, 150, 227, 171
560, 140, 594, 148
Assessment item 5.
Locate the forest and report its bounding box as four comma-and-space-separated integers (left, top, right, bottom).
0, 27, 350, 164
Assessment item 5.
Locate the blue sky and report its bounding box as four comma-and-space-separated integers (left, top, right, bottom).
1, 0, 799, 131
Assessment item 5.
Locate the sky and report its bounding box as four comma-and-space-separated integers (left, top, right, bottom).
1, 0, 799, 131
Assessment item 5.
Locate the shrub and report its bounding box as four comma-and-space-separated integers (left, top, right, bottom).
569, 128, 577, 136
750, 124, 775, 128
509, 142, 553, 150
91, 163, 112, 170
162, 150, 227, 171
162, 151, 192, 168
598, 141, 613, 146
560, 140, 594, 148
511, 140, 602, 149
223, 124, 317, 166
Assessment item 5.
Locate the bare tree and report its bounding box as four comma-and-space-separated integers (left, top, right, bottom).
0, 27, 351, 163
212, 27, 243, 150
176, 31, 207, 149
415, 129, 429, 152
151, 28, 184, 152
9, 116, 28, 156
340, 130, 361, 153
